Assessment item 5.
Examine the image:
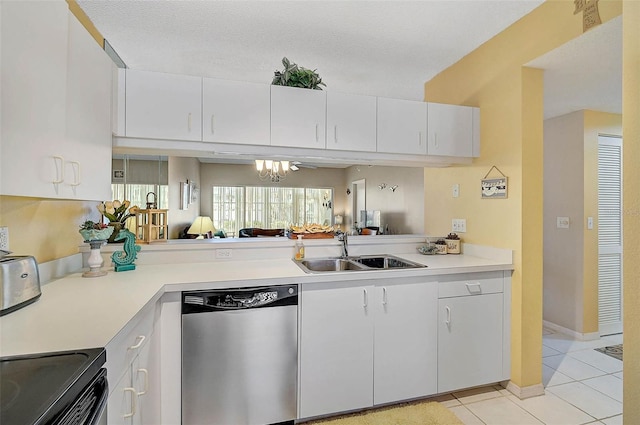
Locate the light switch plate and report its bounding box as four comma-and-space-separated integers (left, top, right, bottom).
587, 217, 594, 230
557, 217, 570, 229
0, 227, 8, 250
452, 184, 460, 198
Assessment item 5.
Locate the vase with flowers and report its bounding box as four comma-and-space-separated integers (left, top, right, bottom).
97, 200, 138, 243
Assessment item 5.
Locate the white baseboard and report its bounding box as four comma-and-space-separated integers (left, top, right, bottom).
543, 320, 600, 341
506, 381, 545, 399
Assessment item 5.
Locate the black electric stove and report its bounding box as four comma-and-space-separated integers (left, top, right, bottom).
0, 348, 107, 425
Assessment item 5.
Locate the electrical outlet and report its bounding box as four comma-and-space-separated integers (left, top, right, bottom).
0, 227, 8, 250
216, 248, 232, 259
452, 219, 466, 233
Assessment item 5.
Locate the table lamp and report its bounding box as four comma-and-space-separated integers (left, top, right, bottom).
188, 216, 216, 239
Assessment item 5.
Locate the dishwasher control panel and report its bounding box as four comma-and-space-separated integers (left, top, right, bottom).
182, 285, 298, 313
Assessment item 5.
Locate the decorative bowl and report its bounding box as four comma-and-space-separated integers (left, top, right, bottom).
79, 227, 114, 242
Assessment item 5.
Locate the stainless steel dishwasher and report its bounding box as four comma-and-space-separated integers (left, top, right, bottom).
182, 285, 298, 425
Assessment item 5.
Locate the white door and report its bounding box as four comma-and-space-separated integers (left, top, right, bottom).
270, 85, 326, 149
373, 281, 438, 404
426, 103, 474, 157
326, 92, 377, 152
598, 135, 623, 336
202, 78, 270, 145
299, 285, 374, 418
376, 97, 427, 154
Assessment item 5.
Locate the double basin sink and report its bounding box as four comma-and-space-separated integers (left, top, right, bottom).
294, 254, 427, 273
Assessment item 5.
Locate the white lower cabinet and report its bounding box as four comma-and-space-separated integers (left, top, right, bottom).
299, 279, 438, 419
373, 282, 438, 405
437, 273, 506, 393
107, 303, 160, 425
299, 283, 375, 418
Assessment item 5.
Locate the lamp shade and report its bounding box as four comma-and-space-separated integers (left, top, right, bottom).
187, 216, 216, 238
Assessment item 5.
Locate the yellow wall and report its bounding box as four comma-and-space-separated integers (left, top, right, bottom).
423, 0, 622, 390
583, 111, 623, 334
623, 0, 640, 421
0, 196, 96, 263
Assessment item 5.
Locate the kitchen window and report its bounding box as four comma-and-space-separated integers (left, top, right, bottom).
212, 186, 333, 237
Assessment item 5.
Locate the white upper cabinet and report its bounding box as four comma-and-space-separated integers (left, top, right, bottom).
65, 12, 113, 201
427, 102, 479, 157
376, 97, 427, 155
202, 79, 270, 145
0, 2, 111, 200
125, 69, 202, 141
326, 92, 377, 152
270, 85, 326, 149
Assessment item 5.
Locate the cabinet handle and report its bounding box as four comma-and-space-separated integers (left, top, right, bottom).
445, 306, 451, 326
52, 156, 64, 185
123, 387, 137, 418
418, 132, 422, 146
69, 161, 81, 187
465, 283, 482, 294
137, 368, 149, 396
315, 124, 319, 142
434, 133, 438, 147
188, 113, 192, 132
382, 287, 388, 305
210, 114, 215, 135
363, 288, 368, 308
128, 335, 146, 350
334, 125, 338, 143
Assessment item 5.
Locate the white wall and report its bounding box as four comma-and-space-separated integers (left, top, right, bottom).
344, 165, 425, 235
168, 157, 200, 238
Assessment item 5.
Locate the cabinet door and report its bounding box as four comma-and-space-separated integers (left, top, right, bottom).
107, 368, 135, 425
202, 78, 270, 145
427, 103, 474, 157
0, 1, 69, 198
65, 12, 112, 201
271, 85, 326, 149
374, 282, 438, 404
326, 92, 377, 152
132, 329, 160, 425
437, 293, 503, 393
299, 285, 374, 418
126, 69, 202, 141
376, 97, 427, 154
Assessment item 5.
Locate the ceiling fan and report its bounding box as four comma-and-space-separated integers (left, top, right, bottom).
290, 161, 317, 171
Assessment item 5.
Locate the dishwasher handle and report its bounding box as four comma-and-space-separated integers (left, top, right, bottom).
182, 285, 298, 314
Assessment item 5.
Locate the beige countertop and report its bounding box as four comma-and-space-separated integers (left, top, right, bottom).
0, 251, 512, 358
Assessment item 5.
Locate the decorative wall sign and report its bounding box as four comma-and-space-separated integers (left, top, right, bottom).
481, 166, 508, 199
574, 0, 601, 32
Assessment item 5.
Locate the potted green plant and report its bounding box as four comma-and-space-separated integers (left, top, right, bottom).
272, 57, 326, 90
79, 220, 113, 242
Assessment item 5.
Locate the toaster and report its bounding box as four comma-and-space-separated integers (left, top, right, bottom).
0, 255, 41, 316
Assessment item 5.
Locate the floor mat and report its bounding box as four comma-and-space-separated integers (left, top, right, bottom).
595, 344, 623, 361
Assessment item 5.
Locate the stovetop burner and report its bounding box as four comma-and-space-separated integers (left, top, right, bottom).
1, 348, 105, 425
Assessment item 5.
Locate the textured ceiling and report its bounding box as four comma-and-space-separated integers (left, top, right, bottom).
77, 0, 545, 101
527, 15, 622, 120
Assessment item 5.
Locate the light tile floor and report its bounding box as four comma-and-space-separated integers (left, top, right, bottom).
439, 329, 623, 424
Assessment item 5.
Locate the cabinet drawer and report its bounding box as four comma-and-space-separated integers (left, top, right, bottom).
106, 302, 158, 389
438, 275, 503, 299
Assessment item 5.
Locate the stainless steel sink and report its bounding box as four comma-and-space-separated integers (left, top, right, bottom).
353, 255, 426, 269
298, 258, 368, 273
294, 255, 426, 273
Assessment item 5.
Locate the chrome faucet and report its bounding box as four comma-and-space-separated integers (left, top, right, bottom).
337, 232, 348, 258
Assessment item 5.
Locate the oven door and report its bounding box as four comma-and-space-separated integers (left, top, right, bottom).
54, 368, 108, 425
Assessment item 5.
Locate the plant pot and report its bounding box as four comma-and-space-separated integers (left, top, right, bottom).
108, 222, 123, 243
445, 239, 461, 254
79, 226, 114, 242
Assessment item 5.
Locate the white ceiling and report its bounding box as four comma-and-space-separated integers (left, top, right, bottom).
527, 15, 622, 120
77, 0, 546, 101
